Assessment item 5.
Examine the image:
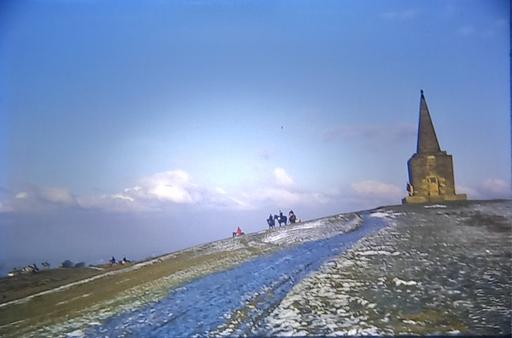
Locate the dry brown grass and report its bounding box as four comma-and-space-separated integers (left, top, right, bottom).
0, 240, 275, 337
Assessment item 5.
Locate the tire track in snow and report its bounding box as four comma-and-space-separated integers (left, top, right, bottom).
85, 215, 387, 337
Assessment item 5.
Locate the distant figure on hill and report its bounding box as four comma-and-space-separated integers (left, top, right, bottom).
289, 210, 297, 224
275, 213, 287, 226
267, 214, 275, 229
110, 256, 116, 265
232, 226, 245, 238
406, 183, 414, 197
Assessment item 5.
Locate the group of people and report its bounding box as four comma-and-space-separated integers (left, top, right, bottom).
267, 210, 299, 229
110, 256, 131, 265
7, 262, 51, 277
7, 264, 39, 277
231, 209, 301, 239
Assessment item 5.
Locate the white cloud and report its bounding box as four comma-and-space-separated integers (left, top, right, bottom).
111, 194, 135, 202
477, 178, 511, 198
1, 172, 392, 215
274, 167, 294, 187
456, 185, 478, 197
458, 178, 511, 200
0, 201, 13, 213
124, 186, 142, 193
76, 169, 245, 212
249, 187, 301, 205
238, 186, 330, 211
1, 171, 423, 216
2, 172, 199, 213
140, 169, 200, 204
76, 194, 150, 212
203, 189, 254, 210
3, 186, 78, 212
149, 184, 194, 203
215, 187, 227, 195
351, 180, 402, 199
38, 187, 76, 205
480, 179, 509, 194
15, 192, 28, 199
90, 169, 202, 209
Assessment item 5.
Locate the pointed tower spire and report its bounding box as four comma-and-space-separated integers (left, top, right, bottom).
403, 91, 467, 204
417, 90, 441, 153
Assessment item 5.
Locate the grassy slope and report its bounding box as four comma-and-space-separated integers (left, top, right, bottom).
0, 213, 359, 337
0, 240, 272, 336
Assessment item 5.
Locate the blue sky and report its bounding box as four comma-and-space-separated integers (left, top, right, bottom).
0, 0, 509, 270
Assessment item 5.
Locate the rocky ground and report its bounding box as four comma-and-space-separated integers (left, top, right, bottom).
262, 200, 511, 336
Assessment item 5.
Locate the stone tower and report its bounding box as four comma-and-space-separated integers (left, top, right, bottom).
402, 91, 467, 204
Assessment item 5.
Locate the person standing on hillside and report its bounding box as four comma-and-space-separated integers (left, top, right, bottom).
289, 210, 297, 224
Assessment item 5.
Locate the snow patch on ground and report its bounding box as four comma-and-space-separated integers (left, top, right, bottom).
261, 215, 361, 245
369, 211, 390, 218
66, 329, 84, 337
358, 250, 400, 256
261, 201, 512, 336
369, 210, 404, 219
393, 278, 418, 287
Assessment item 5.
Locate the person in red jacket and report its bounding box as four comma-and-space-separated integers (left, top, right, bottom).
232, 226, 245, 237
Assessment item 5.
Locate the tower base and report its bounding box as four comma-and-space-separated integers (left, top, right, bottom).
402, 193, 467, 205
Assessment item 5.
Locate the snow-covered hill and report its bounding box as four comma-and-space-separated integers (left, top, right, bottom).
1, 200, 510, 337
263, 201, 511, 336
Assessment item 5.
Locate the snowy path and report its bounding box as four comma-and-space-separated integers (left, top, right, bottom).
84, 215, 386, 337
262, 202, 512, 336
